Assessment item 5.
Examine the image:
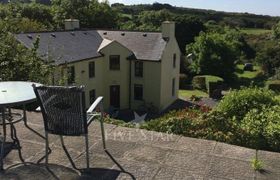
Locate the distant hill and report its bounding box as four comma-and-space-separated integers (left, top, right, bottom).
0, 0, 51, 5
112, 2, 280, 29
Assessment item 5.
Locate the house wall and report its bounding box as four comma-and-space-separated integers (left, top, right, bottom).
130, 61, 161, 110
159, 31, 181, 111
98, 41, 132, 110
53, 57, 104, 108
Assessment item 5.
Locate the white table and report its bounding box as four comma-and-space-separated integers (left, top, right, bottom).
0, 81, 41, 171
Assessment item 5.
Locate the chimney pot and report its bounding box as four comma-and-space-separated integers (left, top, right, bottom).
162, 21, 175, 39
64, 19, 80, 30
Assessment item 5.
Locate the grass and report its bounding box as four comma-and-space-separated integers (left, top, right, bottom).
241, 28, 272, 35
235, 64, 262, 79
233, 64, 267, 88
121, 13, 132, 19
203, 75, 224, 83
179, 89, 208, 99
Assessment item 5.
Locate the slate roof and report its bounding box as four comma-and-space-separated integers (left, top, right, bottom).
15, 30, 167, 65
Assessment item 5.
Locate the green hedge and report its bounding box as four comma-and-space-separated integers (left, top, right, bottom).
215, 87, 277, 122
192, 75, 224, 92
192, 76, 206, 90
266, 80, 280, 92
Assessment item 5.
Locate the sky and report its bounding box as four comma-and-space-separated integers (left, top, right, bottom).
108, 0, 280, 16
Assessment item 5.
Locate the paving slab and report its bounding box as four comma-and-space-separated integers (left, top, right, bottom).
111, 159, 160, 180
123, 144, 170, 164
205, 156, 255, 180
108, 126, 181, 149
257, 150, 280, 174
165, 150, 210, 174
174, 136, 217, 154
213, 142, 256, 161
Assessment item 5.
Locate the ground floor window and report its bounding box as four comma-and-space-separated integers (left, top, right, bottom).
134, 84, 143, 100
172, 78, 175, 97
89, 89, 96, 104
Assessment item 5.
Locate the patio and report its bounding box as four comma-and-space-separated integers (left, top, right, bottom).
1, 110, 280, 179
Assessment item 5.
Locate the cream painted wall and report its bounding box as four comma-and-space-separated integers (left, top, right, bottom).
53, 57, 104, 108
131, 61, 161, 110
98, 41, 133, 110
159, 37, 181, 111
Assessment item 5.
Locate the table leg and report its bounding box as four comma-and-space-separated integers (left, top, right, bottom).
10, 123, 25, 163
22, 105, 51, 164
0, 107, 6, 171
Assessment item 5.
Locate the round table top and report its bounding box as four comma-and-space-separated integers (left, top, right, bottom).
0, 81, 41, 107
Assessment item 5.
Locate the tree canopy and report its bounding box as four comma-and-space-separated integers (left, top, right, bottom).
186, 30, 241, 80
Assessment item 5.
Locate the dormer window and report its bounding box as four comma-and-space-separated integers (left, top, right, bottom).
109, 55, 120, 70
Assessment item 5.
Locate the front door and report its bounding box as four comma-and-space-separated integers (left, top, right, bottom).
110, 85, 120, 108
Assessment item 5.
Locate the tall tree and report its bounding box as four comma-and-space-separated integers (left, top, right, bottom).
174, 15, 205, 55
51, 0, 118, 29
187, 31, 240, 80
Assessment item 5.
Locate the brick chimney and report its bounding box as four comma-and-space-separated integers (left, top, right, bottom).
161, 21, 175, 40
64, 19, 80, 30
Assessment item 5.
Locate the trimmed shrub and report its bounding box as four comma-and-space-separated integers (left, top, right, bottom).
192, 76, 206, 90
208, 81, 223, 99
192, 75, 224, 92
215, 87, 277, 122
205, 76, 224, 92
267, 80, 280, 92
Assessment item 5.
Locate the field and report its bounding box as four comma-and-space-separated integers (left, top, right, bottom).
240, 28, 272, 35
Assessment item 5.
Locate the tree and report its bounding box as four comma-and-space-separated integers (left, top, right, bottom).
51, 0, 118, 29
173, 15, 205, 55
256, 40, 280, 76
137, 9, 172, 31
273, 21, 280, 39
187, 31, 239, 80
0, 28, 53, 83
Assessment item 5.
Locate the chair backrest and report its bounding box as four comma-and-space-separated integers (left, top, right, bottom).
33, 85, 88, 136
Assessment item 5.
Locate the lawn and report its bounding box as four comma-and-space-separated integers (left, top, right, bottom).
240, 28, 272, 35
233, 64, 267, 88
179, 89, 208, 99
235, 64, 262, 79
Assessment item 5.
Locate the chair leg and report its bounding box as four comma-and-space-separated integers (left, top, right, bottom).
85, 134, 90, 171
60, 136, 78, 170
45, 132, 49, 167
100, 115, 106, 150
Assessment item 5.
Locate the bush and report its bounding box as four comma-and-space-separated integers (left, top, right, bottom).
205, 75, 224, 92
263, 106, 280, 151
241, 105, 280, 151
192, 76, 206, 90
192, 75, 224, 92
140, 109, 199, 135
266, 80, 280, 92
215, 87, 277, 122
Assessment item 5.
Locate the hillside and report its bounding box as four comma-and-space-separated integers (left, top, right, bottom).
112, 2, 280, 29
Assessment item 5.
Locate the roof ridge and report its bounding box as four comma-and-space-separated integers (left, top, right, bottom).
16, 28, 161, 35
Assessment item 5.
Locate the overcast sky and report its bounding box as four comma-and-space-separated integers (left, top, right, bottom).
108, 0, 280, 16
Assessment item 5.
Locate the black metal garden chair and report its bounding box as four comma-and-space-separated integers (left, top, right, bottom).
32, 85, 106, 171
